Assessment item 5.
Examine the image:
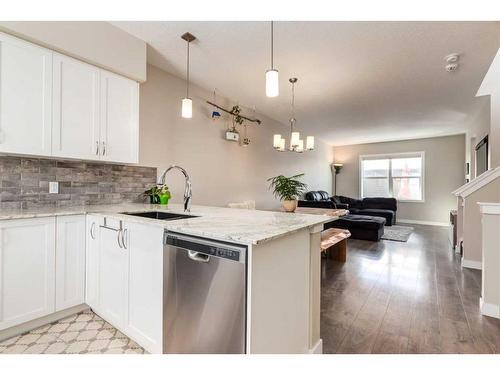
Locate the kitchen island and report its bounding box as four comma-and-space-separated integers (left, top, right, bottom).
0, 203, 337, 354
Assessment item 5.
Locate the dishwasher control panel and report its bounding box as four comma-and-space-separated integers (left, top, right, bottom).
165, 232, 245, 262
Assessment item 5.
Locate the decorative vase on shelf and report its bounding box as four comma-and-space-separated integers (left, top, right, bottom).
282, 199, 298, 213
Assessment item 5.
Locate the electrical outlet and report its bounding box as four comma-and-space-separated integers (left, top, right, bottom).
49, 181, 59, 194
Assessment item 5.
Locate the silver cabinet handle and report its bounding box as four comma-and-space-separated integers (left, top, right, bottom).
102, 141, 106, 156
117, 229, 123, 248
121, 229, 128, 249
96, 141, 99, 155
90, 222, 96, 240
188, 250, 210, 263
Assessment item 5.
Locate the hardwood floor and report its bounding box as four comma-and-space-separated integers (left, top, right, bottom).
320, 224, 500, 354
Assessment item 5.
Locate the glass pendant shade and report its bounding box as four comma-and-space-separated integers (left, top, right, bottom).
273, 134, 282, 148
306, 136, 315, 150
181, 98, 192, 118
279, 138, 286, 151
266, 69, 279, 97
290, 132, 300, 148
296, 139, 304, 153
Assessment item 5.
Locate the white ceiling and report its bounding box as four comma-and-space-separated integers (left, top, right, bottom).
111, 21, 500, 146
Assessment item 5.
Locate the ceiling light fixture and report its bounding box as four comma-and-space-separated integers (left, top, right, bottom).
265, 21, 279, 97
273, 78, 314, 153
181, 32, 196, 118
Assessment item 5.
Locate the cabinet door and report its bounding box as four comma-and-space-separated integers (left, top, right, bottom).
100, 71, 139, 164
127, 222, 163, 353
98, 219, 129, 328
55, 215, 86, 311
52, 54, 100, 160
85, 215, 100, 310
0, 32, 52, 156
0, 217, 56, 330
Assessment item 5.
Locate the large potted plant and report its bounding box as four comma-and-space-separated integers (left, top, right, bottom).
267, 173, 307, 212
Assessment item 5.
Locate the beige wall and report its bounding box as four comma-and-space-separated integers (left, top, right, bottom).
333, 134, 466, 224
490, 94, 500, 168
466, 100, 490, 179
139, 65, 333, 210
463, 179, 500, 264
0, 21, 146, 81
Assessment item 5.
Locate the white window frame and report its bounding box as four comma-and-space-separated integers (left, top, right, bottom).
359, 151, 425, 203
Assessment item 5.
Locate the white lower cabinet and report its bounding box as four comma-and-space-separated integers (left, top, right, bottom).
97, 218, 129, 330
85, 215, 100, 310
85, 216, 163, 354
55, 215, 86, 311
127, 222, 163, 353
1, 214, 164, 353
0, 217, 56, 330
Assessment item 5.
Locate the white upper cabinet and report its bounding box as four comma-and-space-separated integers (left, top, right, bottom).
0, 31, 139, 164
0, 217, 56, 331
52, 54, 100, 160
55, 215, 86, 311
0, 32, 53, 157
100, 71, 139, 164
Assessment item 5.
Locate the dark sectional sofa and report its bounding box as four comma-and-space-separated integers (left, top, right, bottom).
298, 191, 398, 241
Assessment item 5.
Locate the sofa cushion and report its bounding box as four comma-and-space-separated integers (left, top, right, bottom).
333, 214, 386, 229
362, 197, 397, 211
335, 195, 363, 209
357, 209, 395, 226
305, 191, 322, 201
318, 191, 330, 200
298, 200, 335, 209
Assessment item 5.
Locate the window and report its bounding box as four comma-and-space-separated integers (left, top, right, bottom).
360, 152, 424, 201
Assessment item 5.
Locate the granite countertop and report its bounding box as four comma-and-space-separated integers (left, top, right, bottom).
0, 203, 337, 245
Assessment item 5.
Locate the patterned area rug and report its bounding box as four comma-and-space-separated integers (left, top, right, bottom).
0, 309, 145, 354
381, 225, 414, 242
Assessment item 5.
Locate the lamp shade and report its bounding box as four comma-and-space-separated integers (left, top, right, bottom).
290, 132, 300, 148
306, 136, 315, 150
266, 69, 279, 97
296, 139, 304, 153
279, 138, 286, 151
181, 98, 192, 118
273, 134, 282, 149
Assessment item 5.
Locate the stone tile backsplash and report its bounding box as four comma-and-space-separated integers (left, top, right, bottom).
0, 156, 157, 210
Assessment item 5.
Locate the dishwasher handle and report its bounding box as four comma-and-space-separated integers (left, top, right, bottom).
188, 250, 210, 263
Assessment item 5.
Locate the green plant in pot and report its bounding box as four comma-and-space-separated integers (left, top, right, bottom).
267, 173, 307, 212
142, 185, 171, 205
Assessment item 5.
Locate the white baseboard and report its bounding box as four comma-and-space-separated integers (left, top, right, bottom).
461, 258, 482, 270
309, 338, 323, 354
0, 304, 88, 342
397, 219, 450, 227
480, 298, 500, 318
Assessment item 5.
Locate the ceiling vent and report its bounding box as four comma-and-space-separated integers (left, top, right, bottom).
444, 53, 460, 72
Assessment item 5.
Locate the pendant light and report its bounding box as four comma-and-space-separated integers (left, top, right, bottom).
181, 32, 196, 118
265, 21, 279, 97
273, 78, 315, 153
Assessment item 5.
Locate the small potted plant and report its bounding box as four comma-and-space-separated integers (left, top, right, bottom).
142, 185, 161, 204
142, 185, 171, 205
267, 173, 307, 212
157, 185, 171, 205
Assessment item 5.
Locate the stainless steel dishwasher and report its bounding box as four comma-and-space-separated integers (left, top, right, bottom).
163, 231, 247, 354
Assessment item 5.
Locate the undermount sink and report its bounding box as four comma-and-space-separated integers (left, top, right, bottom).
121, 211, 197, 221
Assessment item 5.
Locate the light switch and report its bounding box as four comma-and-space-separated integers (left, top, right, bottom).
49, 181, 59, 194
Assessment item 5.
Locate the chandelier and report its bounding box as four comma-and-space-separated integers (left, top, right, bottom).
273, 78, 314, 152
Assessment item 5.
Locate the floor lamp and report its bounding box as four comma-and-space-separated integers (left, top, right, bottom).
333, 163, 343, 196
